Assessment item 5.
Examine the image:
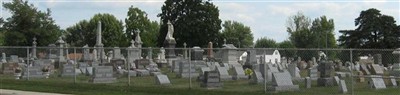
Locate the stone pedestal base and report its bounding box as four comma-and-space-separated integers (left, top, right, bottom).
317, 78, 334, 86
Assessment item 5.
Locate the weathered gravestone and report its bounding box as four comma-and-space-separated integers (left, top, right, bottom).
373, 54, 382, 65
360, 64, 371, 75
89, 66, 116, 83
390, 63, 400, 77
333, 76, 340, 85
268, 72, 300, 92
216, 66, 231, 81
155, 74, 171, 85
191, 46, 204, 60
201, 71, 222, 89
200, 67, 211, 75
370, 64, 384, 75
288, 64, 301, 80
9, 55, 19, 63
249, 70, 264, 84
389, 76, 397, 87
232, 66, 247, 80
369, 75, 386, 89
305, 77, 311, 88
22, 66, 45, 79
177, 60, 199, 78
1, 53, 6, 63
317, 61, 334, 86
308, 67, 318, 80
61, 64, 76, 77
1, 62, 18, 74
136, 69, 150, 76
339, 80, 348, 93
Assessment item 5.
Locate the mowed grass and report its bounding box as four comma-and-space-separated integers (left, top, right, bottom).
0, 68, 399, 95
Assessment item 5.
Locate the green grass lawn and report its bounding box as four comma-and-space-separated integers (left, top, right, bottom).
1, 69, 399, 95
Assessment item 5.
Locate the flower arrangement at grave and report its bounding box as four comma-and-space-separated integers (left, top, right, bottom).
14, 66, 22, 79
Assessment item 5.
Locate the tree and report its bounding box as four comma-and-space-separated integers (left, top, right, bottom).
278, 40, 296, 58
2, 0, 61, 46
338, 8, 400, 49
286, 12, 337, 60
157, 0, 222, 47
254, 37, 276, 48
65, 13, 129, 47
125, 6, 159, 47
221, 20, 253, 48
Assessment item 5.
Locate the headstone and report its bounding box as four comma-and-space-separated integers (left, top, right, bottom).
112, 47, 122, 59
369, 75, 386, 89
86, 67, 93, 75
21, 66, 45, 78
245, 50, 257, 66
207, 42, 214, 58
232, 66, 247, 80
82, 45, 91, 61
339, 80, 348, 93
200, 67, 211, 75
288, 64, 301, 79
126, 70, 137, 77
201, 71, 222, 89
370, 64, 384, 75
305, 77, 311, 88
373, 54, 382, 65
389, 76, 397, 86
216, 66, 231, 81
333, 76, 340, 85
1, 63, 18, 74
249, 70, 264, 84
164, 21, 177, 59
177, 60, 199, 78
390, 63, 400, 77
1, 53, 6, 63
9, 55, 19, 63
155, 74, 171, 85
268, 72, 300, 92
308, 67, 318, 80
191, 46, 204, 60
360, 64, 371, 75
89, 66, 116, 83
317, 60, 334, 86
61, 64, 76, 77
136, 69, 150, 76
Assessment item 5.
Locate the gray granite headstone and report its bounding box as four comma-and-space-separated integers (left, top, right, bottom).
61, 64, 76, 77
334, 76, 340, 85
201, 71, 222, 89
9, 55, 19, 63
200, 67, 211, 75
249, 70, 264, 84
268, 72, 300, 92
155, 74, 171, 85
177, 60, 199, 78
370, 64, 384, 75
112, 47, 122, 59
191, 47, 204, 60
89, 66, 116, 83
339, 80, 347, 93
308, 67, 318, 80
22, 66, 45, 79
370, 75, 386, 89
232, 66, 247, 80
86, 67, 93, 76
288, 64, 301, 79
317, 60, 334, 86
360, 64, 371, 75
217, 66, 231, 81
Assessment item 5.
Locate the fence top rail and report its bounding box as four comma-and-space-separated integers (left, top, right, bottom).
0, 46, 397, 51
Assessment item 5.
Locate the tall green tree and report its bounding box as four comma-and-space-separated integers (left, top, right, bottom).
254, 37, 276, 48
286, 12, 337, 60
2, 0, 61, 46
65, 13, 129, 47
157, 0, 222, 47
221, 20, 253, 48
125, 6, 159, 47
278, 40, 296, 58
338, 8, 400, 48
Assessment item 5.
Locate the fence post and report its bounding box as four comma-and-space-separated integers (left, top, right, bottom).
74, 47, 77, 84
263, 48, 267, 94
350, 49, 354, 95
26, 47, 30, 80
128, 47, 131, 86
189, 48, 192, 89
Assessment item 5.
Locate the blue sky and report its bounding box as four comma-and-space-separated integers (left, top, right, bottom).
1, 0, 399, 42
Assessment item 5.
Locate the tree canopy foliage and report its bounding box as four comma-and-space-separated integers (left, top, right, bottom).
338, 8, 400, 49
65, 13, 129, 47
221, 20, 253, 48
254, 37, 276, 48
157, 0, 222, 47
2, 0, 61, 46
125, 6, 159, 47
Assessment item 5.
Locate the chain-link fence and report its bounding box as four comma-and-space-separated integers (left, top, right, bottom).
0, 46, 399, 94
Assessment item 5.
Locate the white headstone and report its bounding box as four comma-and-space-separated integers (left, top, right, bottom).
370, 75, 386, 89
232, 66, 247, 80
339, 80, 348, 93
217, 67, 231, 80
